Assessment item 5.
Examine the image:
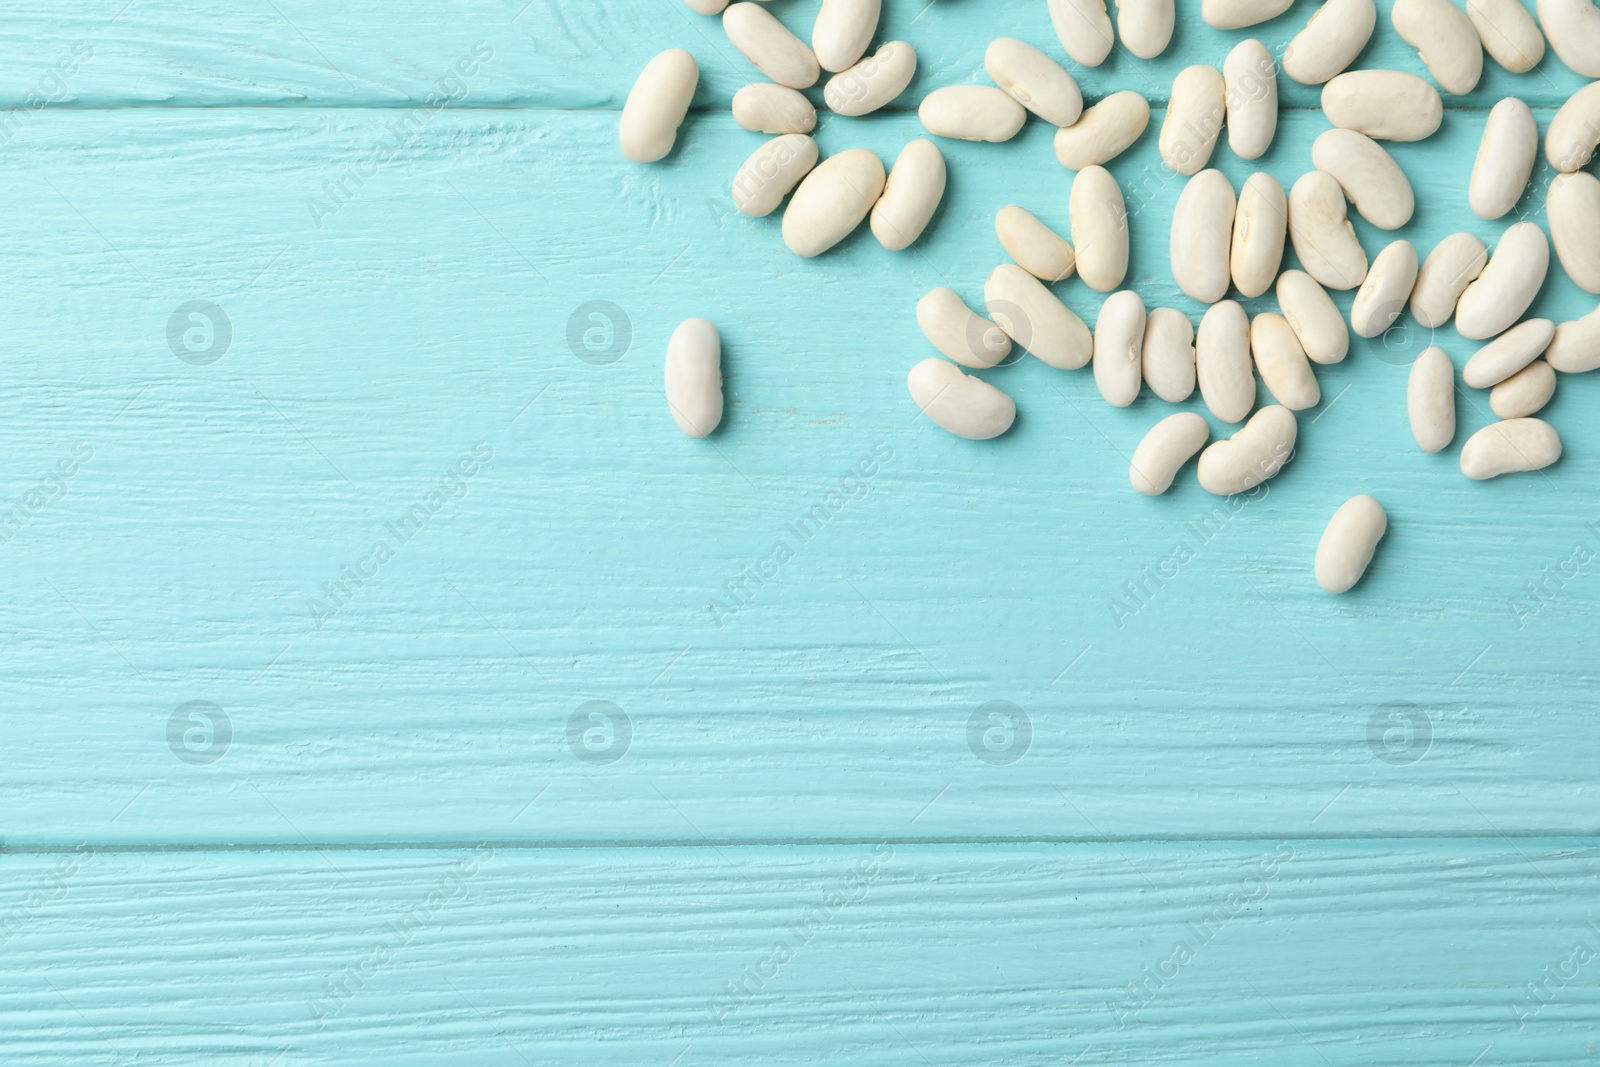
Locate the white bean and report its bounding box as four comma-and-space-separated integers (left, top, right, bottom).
1143, 308, 1197, 402
1070, 165, 1129, 292
1392, 0, 1483, 94
824, 41, 916, 117
1160, 65, 1226, 175
1048, 0, 1115, 67
732, 134, 819, 217
1547, 306, 1600, 372
1460, 417, 1561, 479
1312, 129, 1414, 230
1407, 346, 1456, 453
1320, 70, 1442, 141
1224, 39, 1278, 160
684, 0, 728, 13
1462, 318, 1555, 388
1288, 170, 1369, 290
1171, 170, 1236, 303
1055, 92, 1151, 170
1470, 98, 1537, 220
1315, 495, 1387, 593
1545, 81, 1600, 173
620, 49, 699, 163
1349, 239, 1419, 339
1094, 291, 1146, 407
1469, 0, 1546, 72
985, 264, 1095, 370
665, 318, 723, 438
919, 85, 1027, 142
1547, 171, 1600, 292
1251, 312, 1321, 410
916, 287, 1011, 369
781, 148, 885, 257
1283, 0, 1377, 84
1454, 221, 1549, 340
872, 140, 946, 251
1197, 300, 1256, 423
1198, 405, 1298, 495
1231, 173, 1287, 299
1276, 270, 1349, 364
1203, 0, 1294, 28
985, 38, 1084, 127
1410, 233, 1488, 328
907, 359, 1016, 440
723, 3, 820, 88
732, 83, 816, 134
812, 0, 880, 73
995, 205, 1076, 283
1490, 360, 1557, 417
1538, 0, 1600, 77
1117, 0, 1175, 58
1131, 412, 1209, 495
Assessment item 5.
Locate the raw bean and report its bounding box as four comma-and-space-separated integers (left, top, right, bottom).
1276, 270, 1349, 364
995, 205, 1076, 282
907, 359, 1016, 440
665, 318, 723, 438
1287, 171, 1369, 290
1160, 65, 1226, 175
1410, 233, 1488, 328
1490, 360, 1557, 417
812, 0, 880, 73
1197, 300, 1256, 422
1471, 99, 1537, 219
732, 83, 817, 134
1094, 291, 1146, 407
1251, 312, 1321, 410
1454, 221, 1549, 340
1349, 239, 1419, 339
1131, 412, 1209, 495
1312, 129, 1414, 230
985, 265, 1095, 370
1392, 0, 1483, 94
919, 85, 1027, 142
1320, 70, 1442, 141
1224, 40, 1278, 160
732, 134, 820, 217
1048, 0, 1115, 67
1197, 405, 1298, 495
620, 49, 699, 163
824, 41, 917, 116
1283, 0, 1377, 84
1460, 417, 1561, 478
684, 0, 729, 13
1070, 166, 1129, 292
1538, 0, 1600, 77
1203, 0, 1294, 28
1315, 495, 1387, 594
985, 38, 1084, 126
781, 148, 885, 257
1545, 82, 1600, 172
724, 3, 820, 88
1462, 318, 1555, 388
1143, 308, 1197, 402
872, 140, 946, 251
1171, 170, 1236, 303
1117, 0, 1175, 58
916, 287, 1011, 369
1408, 346, 1456, 452
1231, 173, 1287, 299
1547, 172, 1600, 292
1055, 92, 1151, 170
1469, 0, 1546, 72
1547, 306, 1600, 372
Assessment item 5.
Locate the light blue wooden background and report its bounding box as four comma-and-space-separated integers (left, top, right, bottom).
3, 0, 1599, 1063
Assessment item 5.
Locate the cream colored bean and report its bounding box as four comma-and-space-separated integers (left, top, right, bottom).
1393, 0, 1483, 94
1548, 171, 1600, 292
732, 83, 816, 134
872, 140, 945, 251
732, 134, 819, 217
1171, 170, 1236, 303
724, 3, 820, 88
1230, 173, 1286, 299
1283, 0, 1377, 84
1204, 0, 1294, 28
684, 0, 728, 13
1315, 495, 1387, 594
1319, 70, 1441, 141
1288, 171, 1369, 290
781, 148, 885, 257
1350, 240, 1419, 339
916, 287, 1011, 369
1470, 0, 1545, 72
1277, 270, 1350, 364
620, 50, 699, 163
1490, 360, 1557, 417
1143, 308, 1197, 402
812, 0, 879, 73
1094, 291, 1146, 407
1538, 0, 1600, 77
1160, 65, 1226, 175
1054, 92, 1151, 170
1547, 306, 1600, 372
1224, 39, 1278, 160
919, 85, 1027, 142
984, 265, 1095, 370
1408, 346, 1456, 453
1410, 233, 1488, 328
985, 38, 1084, 127
1048, 0, 1115, 67
665, 318, 723, 438
824, 41, 917, 117
1546, 81, 1600, 173
1070, 166, 1129, 292
1312, 129, 1414, 230
1462, 318, 1555, 388
1197, 300, 1256, 423
1117, 0, 1175, 58
1460, 417, 1561, 478
1131, 413, 1209, 495
995, 205, 1076, 283
907, 359, 1016, 440
1198, 405, 1298, 495
1251, 313, 1321, 410
1455, 221, 1549, 340
1470, 99, 1536, 219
